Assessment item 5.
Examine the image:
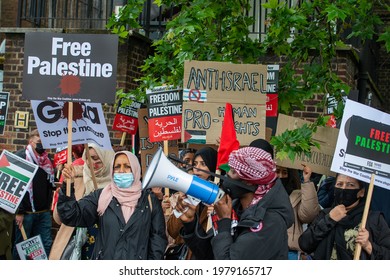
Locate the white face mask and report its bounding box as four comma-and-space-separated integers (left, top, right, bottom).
113, 173, 134, 188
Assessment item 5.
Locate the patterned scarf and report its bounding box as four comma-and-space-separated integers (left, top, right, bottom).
82, 144, 115, 195
228, 147, 277, 206
25, 144, 55, 211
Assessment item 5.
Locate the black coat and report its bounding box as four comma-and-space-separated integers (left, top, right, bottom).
14, 149, 55, 213
57, 188, 167, 260
181, 180, 294, 260
299, 202, 390, 260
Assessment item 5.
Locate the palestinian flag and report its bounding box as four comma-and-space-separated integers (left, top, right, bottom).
183, 130, 206, 144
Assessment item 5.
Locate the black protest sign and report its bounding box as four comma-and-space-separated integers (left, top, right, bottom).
23, 32, 118, 103
147, 86, 183, 142
0, 92, 10, 135
345, 115, 390, 178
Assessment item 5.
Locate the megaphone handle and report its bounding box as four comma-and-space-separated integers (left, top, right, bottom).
163, 188, 172, 216
206, 214, 212, 232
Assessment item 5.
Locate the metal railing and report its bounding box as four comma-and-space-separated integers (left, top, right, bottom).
17, 0, 300, 40
17, 0, 124, 29
16, 0, 172, 37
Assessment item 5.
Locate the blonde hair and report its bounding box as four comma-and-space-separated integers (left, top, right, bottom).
29, 129, 40, 139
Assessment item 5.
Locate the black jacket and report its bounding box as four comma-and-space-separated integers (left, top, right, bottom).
299, 202, 390, 260
14, 149, 55, 213
181, 180, 294, 260
57, 188, 167, 260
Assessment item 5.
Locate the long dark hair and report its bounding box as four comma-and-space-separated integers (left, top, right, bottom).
282, 168, 301, 195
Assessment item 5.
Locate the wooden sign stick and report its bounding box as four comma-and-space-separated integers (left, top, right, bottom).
66, 102, 73, 197
20, 225, 28, 240
353, 173, 375, 260
120, 132, 127, 146
163, 140, 171, 215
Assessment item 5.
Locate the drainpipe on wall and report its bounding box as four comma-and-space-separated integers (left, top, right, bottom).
357, 71, 368, 105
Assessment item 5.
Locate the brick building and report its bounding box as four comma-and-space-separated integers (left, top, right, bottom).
0, 0, 389, 153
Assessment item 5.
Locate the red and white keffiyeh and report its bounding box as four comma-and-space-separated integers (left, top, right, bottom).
228, 147, 277, 206
228, 147, 276, 185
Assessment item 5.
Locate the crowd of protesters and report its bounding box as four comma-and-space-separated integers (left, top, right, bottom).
1, 128, 390, 260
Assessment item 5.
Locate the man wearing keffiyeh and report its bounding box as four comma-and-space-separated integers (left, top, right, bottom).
12, 129, 56, 259
177, 146, 294, 259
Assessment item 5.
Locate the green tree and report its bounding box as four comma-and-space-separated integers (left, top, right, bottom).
107, 0, 389, 161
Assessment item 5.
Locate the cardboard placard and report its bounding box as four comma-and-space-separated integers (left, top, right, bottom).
182, 102, 266, 146
275, 114, 339, 177
183, 60, 267, 104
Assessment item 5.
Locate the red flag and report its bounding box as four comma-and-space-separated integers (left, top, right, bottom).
53, 149, 67, 168
216, 103, 240, 171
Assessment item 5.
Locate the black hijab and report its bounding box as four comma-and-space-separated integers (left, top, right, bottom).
193, 147, 217, 180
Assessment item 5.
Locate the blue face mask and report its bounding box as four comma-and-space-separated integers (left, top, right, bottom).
113, 173, 134, 188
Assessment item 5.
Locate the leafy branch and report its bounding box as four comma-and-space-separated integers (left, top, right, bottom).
106, 0, 389, 162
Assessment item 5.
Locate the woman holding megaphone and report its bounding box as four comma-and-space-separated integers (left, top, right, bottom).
166, 147, 218, 260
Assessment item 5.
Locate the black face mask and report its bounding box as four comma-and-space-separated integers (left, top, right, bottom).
280, 178, 293, 195
35, 143, 45, 155
221, 179, 254, 200
334, 188, 361, 207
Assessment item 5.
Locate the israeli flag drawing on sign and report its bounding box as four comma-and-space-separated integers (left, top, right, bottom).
183, 89, 207, 102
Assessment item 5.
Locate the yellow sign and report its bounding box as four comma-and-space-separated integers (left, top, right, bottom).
14, 111, 29, 129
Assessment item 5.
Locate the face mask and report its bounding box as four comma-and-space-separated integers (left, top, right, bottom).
334, 188, 361, 207
114, 173, 134, 189
35, 143, 45, 155
280, 178, 293, 195
221, 179, 254, 199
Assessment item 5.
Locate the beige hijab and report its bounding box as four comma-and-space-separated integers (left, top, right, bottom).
82, 143, 115, 195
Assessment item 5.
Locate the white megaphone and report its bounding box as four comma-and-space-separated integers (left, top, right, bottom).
142, 147, 225, 205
